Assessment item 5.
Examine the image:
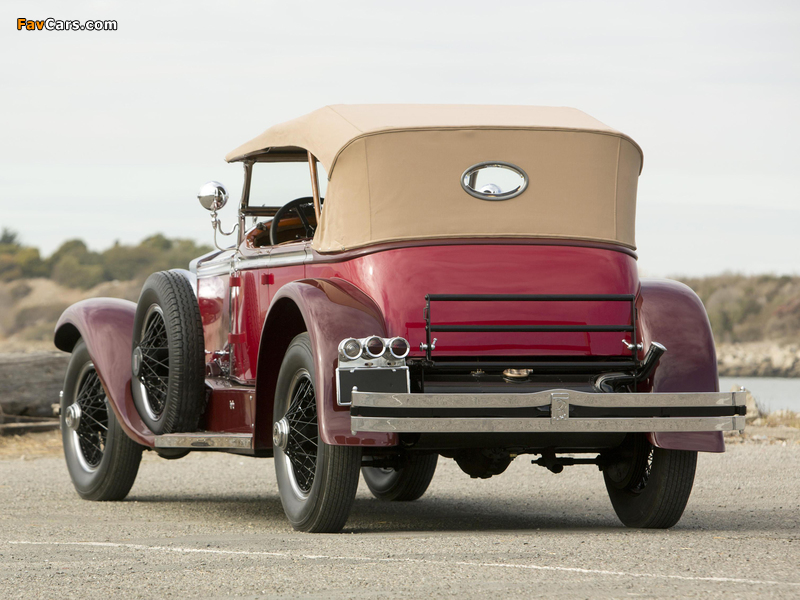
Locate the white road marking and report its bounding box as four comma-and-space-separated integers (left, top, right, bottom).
7, 540, 799, 588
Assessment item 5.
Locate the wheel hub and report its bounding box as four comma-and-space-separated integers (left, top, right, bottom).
273, 417, 290, 451
131, 346, 143, 378
64, 403, 82, 431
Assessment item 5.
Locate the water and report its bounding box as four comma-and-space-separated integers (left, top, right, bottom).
719, 377, 800, 413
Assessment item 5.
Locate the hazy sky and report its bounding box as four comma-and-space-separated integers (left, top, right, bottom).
2, 0, 798, 276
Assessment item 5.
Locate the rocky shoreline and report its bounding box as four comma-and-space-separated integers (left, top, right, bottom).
716, 342, 800, 378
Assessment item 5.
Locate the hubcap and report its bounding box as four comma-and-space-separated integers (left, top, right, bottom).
65, 403, 82, 431
273, 417, 290, 451
131, 346, 143, 377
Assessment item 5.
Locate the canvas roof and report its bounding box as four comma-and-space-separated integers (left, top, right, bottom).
226, 105, 644, 253
225, 104, 643, 176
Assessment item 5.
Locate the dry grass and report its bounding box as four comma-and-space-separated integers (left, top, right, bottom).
750, 410, 800, 429
0, 430, 62, 459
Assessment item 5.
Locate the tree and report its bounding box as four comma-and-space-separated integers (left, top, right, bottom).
0, 228, 19, 246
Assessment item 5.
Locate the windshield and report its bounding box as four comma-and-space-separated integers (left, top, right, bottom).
247, 161, 328, 211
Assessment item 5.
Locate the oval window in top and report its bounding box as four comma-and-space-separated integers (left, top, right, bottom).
460, 161, 528, 201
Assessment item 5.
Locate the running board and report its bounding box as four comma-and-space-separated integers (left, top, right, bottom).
154, 433, 253, 449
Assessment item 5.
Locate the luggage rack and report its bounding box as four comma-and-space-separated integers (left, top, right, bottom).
419, 293, 639, 372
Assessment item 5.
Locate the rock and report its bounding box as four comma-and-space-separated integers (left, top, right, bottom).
717, 342, 800, 378
729, 385, 762, 423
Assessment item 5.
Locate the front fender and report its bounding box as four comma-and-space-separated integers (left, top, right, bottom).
54, 299, 154, 447
261, 278, 398, 447
639, 278, 724, 452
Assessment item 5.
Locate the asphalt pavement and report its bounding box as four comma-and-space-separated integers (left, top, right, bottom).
1, 440, 798, 599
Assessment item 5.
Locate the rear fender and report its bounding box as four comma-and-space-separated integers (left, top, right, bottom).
256, 279, 398, 448
638, 278, 724, 453
54, 299, 154, 447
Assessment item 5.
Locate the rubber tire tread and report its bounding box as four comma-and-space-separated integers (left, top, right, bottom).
274, 333, 361, 533
362, 454, 438, 502
605, 446, 697, 529
62, 340, 143, 501
305, 444, 362, 533
132, 271, 205, 434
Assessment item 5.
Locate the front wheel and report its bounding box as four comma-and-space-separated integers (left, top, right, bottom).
61, 340, 143, 500
273, 333, 361, 533
362, 454, 438, 501
603, 434, 697, 529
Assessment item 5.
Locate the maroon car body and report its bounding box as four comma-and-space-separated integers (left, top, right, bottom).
55, 105, 743, 531
55, 243, 723, 452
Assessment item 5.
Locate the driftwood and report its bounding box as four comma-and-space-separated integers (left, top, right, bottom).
0, 352, 70, 420
0, 421, 60, 435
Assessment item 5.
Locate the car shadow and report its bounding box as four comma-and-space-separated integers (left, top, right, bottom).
124, 492, 792, 534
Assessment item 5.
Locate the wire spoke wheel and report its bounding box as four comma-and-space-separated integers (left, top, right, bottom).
135, 304, 170, 420
130, 271, 206, 435
362, 453, 439, 502
603, 433, 697, 529
630, 445, 654, 493
273, 333, 361, 533
71, 364, 109, 470
281, 370, 318, 496
605, 435, 654, 494
61, 339, 143, 501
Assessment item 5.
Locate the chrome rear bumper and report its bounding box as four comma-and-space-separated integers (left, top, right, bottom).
350, 389, 746, 434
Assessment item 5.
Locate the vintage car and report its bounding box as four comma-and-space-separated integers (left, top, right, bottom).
55, 105, 745, 533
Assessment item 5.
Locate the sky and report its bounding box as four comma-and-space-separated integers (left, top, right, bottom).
1, 0, 798, 277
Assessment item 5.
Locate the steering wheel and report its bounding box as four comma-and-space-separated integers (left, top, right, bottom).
269, 196, 319, 246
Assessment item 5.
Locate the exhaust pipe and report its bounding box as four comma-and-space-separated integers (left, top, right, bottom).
636, 342, 667, 382
595, 342, 667, 392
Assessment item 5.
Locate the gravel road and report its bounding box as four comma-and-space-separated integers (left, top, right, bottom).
1, 438, 798, 599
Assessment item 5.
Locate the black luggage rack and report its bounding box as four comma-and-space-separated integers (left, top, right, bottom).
419, 293, 639, 373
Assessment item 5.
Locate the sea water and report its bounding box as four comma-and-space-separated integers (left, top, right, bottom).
719, 377, 800, 413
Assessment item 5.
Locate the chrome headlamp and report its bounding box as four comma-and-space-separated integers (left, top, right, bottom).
338, 338, 363, 361
338, 336, 411, 362
388, 337, 410, 359
363, 336, 386, 358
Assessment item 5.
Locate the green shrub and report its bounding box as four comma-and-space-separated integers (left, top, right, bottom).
51, 255, 105, 289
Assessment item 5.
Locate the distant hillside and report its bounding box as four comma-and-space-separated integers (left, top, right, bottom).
678, 274, 800, 345
0, 228, 211, 290
0, 229, 212, 349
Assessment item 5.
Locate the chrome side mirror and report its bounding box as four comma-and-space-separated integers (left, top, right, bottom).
198, 181, 237, 251
197, 181, 229, 211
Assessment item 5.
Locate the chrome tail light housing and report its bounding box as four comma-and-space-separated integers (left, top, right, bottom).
338, 336, 411, 362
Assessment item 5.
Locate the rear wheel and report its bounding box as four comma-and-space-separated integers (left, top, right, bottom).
273, 333, 361, 533
131, 271, 205, 434
61, 340, 143, 500
362, 454, 438, 501
603, 434, 697, 529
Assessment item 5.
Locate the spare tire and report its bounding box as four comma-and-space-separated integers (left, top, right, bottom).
131, 271, 205, 434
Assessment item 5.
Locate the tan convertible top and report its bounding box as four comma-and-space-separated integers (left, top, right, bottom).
227, 105, 644, 252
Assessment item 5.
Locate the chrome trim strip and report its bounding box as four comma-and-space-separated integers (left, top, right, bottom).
195, 248, 310, 278
351, 390, 746, 409
189, 248, 226, 274
351, 416, 745, 434
239, 248, 310, 271
194, 259, 234, 278
154, 433, 252, 449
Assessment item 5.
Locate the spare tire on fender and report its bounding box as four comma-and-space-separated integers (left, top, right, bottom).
130, 271, 206, 434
